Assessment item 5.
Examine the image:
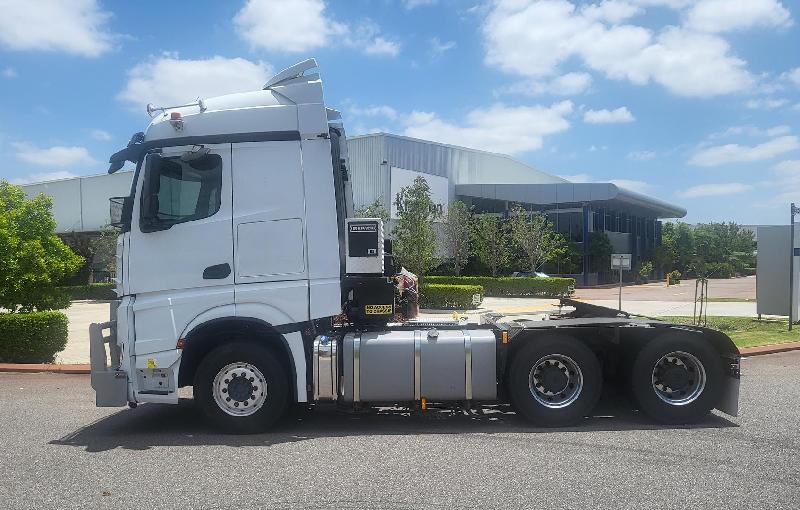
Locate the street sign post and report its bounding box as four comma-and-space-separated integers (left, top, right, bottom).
611, 253, 632, 311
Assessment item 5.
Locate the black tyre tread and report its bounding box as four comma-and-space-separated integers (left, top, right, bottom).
508, 335, 602, 427
630, 333, 723, 425
194, 341, 289, 434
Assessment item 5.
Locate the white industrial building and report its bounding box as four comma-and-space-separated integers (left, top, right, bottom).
20, 132, 686, 285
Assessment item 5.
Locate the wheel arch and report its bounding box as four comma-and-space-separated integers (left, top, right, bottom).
178, 316, 299, 402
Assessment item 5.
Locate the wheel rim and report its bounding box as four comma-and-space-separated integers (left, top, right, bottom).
528, 354, 584, 409
212, 362, 268, 417
651, 351, 706, 406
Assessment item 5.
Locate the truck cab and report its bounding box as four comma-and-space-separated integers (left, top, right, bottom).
91, 59, 740, 433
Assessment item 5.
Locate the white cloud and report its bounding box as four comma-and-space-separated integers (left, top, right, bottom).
788, 68, 800, 87
11, 171, 79, 185
403, 101, 573, 155
2, 67, 17, 78
348, 104, 398, 120
430, 37, 457, 56
689, 135, 800, 166
678, 183, 752, 198
627, 150, 657, 161
118, 55, 272, 109
0, 0, 114, 57
234, 0, 344, 53
583, 106, 635, 124
364, 37, 401, 57
12, 143, 96, 168
745, 97, 789, 110
499, 72, 592, 96
90, 129, 112, 141
610, 179, 652, 193
405, 0, 437, 8
709, 124, 792, 139
482, 0, 755, 97
234, 0, 399, 57
684, 0, 792, 33
774, 160, 800, 175
582, 1, 643, 23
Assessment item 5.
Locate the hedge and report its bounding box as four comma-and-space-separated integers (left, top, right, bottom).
420, 284, 484, 310
0, 311, 69, 363
425, 276, 574, 298
60, 283, 117, 301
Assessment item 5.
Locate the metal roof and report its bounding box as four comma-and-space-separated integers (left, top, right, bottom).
456, 182, 687, 219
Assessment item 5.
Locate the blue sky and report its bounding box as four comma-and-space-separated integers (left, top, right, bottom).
0, 0, 799, 225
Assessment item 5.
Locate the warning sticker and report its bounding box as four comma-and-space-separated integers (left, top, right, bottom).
365, 304, 393, 315
146, 358, 157, 369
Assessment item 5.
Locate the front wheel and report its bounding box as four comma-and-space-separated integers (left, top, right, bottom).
194, 342, 289, 433
630, 334, 723, 424
508, 336, 602, 427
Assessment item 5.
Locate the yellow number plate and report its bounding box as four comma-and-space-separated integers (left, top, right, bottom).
365, 304, 393, 315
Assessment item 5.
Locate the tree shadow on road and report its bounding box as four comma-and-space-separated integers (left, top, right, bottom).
51, 390, 737, 453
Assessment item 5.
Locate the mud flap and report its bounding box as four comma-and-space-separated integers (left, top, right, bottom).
716, 356, 740, 417
89, 321, 128, 407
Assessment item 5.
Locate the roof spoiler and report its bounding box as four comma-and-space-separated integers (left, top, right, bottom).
263, 58, 318, 90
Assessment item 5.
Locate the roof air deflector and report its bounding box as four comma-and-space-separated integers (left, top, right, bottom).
263, 58, 318, 90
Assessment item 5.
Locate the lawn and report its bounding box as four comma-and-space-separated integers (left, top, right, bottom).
660, 316, 800, 349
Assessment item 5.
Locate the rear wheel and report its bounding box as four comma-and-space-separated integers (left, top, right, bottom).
509, 336, 602, 427
194, 341, 289, 433
630, 334, 722, 424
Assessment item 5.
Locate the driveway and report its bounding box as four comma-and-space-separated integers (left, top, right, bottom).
0, 351, 797, 509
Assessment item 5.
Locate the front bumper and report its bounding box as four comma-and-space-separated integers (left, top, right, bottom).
89, 320, 128, 407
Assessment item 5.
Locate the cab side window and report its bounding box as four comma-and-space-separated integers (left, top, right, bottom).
140, 153, 222, 232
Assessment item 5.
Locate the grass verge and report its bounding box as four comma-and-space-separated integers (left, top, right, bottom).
660, 316, 799, 349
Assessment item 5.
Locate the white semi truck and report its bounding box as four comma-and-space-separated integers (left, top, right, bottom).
90, 59, 740, 433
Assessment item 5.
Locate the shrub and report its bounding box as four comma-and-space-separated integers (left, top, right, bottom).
705, 262, 735, 279
59, 283, 117, 301
0, 311, 69, 363
425, 276, 574, 297
667, 270, 682, 285
420, 284, 483, 309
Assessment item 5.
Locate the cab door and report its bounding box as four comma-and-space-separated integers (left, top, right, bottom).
127, 144, 234, 356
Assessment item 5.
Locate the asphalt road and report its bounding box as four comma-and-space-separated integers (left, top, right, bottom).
1, 352, 798, 510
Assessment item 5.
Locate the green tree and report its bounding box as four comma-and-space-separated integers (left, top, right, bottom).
354, 198, 389, 223
508, 204, 565, 273
443, 200, 472, 276
472, 215, 509, 277
661, 222, 695, 274
392, 176, 439, 283
589, 231, 613, 274
0, 181, 83, 312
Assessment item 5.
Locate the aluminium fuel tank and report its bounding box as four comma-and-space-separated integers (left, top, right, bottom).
340, 329, 497, 403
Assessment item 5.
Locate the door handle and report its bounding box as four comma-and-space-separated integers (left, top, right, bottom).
203, 263, 231, 280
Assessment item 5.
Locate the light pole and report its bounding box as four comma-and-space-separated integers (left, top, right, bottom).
790, 203, 799, 331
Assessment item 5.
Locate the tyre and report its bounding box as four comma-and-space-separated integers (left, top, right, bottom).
630, 333, 723, 425
194, 341, 289, 434
508, 335, 602, 427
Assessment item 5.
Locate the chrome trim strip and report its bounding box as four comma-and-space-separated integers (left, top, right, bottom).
464, 330, 473, 401
353, 334, 361, 403
414, 330, 422, 401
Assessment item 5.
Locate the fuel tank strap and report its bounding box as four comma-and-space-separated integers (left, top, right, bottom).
414, 331, 422, 401
464, 330, 473, 401
353, 334, 361, 403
